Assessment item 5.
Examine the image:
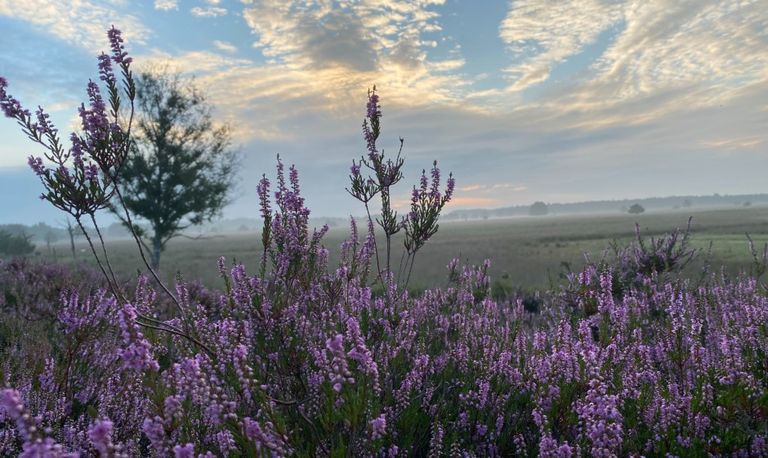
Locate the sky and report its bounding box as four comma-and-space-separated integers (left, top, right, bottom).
0, 0, 766, 225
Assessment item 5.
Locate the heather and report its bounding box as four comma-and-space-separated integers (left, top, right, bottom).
1, 28, 768, 457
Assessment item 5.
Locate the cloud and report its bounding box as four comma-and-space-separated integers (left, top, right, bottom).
591, 1, 768, 103
0, 0, 150, 53
191, 6, 227, 17
500, 0, 623, 92
498, 0, 768, 129
2, 0, 767, 218
702, 136, 764, 150
154, 0, 178, 11
241, 1, 457, 73
130, 0, 473, 143
243, 2, 379, 71
460, 183, 527, 193
213, 40, 237, 53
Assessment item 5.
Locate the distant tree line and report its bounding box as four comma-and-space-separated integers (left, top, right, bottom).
444, 193, 768, 221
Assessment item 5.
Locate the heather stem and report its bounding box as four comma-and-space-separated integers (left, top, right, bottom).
89, 213, 121, 295
113, 184, 189, 326
75, 217, 122, 302
405, 252, 417, 291
364, 201, 384, 286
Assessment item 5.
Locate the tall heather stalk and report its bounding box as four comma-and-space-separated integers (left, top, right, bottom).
347, 86, 454, 291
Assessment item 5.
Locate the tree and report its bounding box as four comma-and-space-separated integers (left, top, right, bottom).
0, 230, 35, 257
529, 201, 549, 216
113, 69, 238, 268
44, 230, 58, 255
628, 203, 645, 214
64, 219, 78, 259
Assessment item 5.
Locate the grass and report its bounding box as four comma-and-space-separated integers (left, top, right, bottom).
41, 206, 768, 292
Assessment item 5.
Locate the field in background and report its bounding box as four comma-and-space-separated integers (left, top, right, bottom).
44, 206, 768, 293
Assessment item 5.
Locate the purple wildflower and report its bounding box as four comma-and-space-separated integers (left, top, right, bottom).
173, 443, 195, 458
97, 52, 116, 86
370, 414, 386, 440
27, 156, 45, 176
107, 26, 132, 65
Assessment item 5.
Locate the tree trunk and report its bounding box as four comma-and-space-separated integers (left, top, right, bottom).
151, 236, 162, 270
66, 221, 76, 260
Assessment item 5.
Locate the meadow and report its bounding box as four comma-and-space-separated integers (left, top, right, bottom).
47, 205, 768, 293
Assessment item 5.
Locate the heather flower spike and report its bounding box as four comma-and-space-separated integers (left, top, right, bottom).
349, 86, 454, 288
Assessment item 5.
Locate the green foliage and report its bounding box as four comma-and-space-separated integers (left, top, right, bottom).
628, 203, 645, 214
113, 69, 239, 268
529, 201, 549, 216
0, 230, 35, 256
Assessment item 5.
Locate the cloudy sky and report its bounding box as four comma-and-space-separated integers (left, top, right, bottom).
0, 0, 766, 225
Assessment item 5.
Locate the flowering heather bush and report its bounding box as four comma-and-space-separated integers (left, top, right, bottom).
2, 26, 768, 457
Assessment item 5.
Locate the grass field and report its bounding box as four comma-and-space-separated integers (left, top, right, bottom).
44, 206, 768, 293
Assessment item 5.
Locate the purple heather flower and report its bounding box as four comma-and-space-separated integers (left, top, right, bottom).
107, 26, 132, 65
97, 53, 116, 86
429, 162, 441, 198
363, 120, 377, 159
257, 174, 271, 221
0, 90, 27, 118
0, 389, 29, 438
326, 334, 353, 392
445, 173, 455, 201
350, 160, 361, 177
117, 302, 159, 372
70, 134, 85, 166
84, 163, 99, 182
419, 168, 428, 193
370, 414, 386, 440
34, 106, 57, 136
27, 156, 45, 176
366, 87, 380, 119
173, 443, 195, 458
88, 419, 114, 455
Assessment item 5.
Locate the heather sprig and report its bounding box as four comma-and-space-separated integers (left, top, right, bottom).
401, 160, 455, 286
2, 26, 211, 357
349, 86, 454, 290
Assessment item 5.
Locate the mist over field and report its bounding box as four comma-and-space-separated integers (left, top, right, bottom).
0, 1, 767, 456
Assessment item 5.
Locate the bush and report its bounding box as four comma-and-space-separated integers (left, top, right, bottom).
627, 203, 645, 214
529, 201, 549, 216
0, 230, 35, 257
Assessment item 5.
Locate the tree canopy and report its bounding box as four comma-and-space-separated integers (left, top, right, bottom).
529, 201, 549, 216
628, 203, 645, 214
113, 69, 238, 268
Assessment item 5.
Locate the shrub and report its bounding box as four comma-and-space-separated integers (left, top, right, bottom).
1, 26, 767, 457
529, 201, 549, 216
0, 230, 35, 257
628, 203, 645, 214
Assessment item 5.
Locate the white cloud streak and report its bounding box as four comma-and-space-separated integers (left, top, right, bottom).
213, 40, 237, 53
154, 0, 178, 11
0, 0, 149, 53
191, 6, 227, 17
